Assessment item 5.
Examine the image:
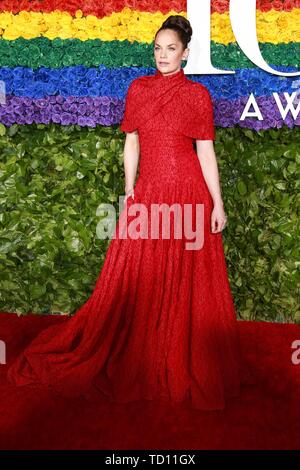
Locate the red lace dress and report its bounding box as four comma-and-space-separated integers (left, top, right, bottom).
7, 67, 241, 410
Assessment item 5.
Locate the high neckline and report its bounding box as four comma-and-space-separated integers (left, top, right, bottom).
155, 67, 186, 81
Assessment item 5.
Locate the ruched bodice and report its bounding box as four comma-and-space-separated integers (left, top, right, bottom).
120, 67, 216, 192
138, 112, 203, 184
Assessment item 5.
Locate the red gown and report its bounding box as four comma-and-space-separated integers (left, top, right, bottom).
7, 67, 241, 410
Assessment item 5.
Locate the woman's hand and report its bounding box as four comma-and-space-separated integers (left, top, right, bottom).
211, 201, 227, 233
124, 187, 135, 204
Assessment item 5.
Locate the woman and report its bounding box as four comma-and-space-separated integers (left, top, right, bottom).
7, 15, 241, 410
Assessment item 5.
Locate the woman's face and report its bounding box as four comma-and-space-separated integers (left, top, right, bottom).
154, 29, 188, 76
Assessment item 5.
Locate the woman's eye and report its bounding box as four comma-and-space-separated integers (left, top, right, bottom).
154, 47, 175, 51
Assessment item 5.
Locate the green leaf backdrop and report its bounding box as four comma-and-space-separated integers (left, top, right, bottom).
0, 123, 299, 321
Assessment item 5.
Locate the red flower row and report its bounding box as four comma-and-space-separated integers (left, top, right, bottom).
0, 0, 299, 18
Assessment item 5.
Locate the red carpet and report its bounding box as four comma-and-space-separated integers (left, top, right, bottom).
0, 312, 300, 450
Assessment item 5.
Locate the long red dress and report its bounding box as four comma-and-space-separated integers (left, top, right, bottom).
7, 67, 241, 410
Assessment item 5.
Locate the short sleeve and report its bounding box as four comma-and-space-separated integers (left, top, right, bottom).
120, 79, 139, 133
188, 84, 216, 141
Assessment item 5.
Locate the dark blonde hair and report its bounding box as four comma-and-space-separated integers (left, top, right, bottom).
155, 15, 193, 50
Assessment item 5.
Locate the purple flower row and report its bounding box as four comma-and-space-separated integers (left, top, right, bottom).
0, 95, 123, 127
0, 94, 299, 129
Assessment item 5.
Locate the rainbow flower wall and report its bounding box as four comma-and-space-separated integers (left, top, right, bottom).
0, 1, 299, 128
0, 1, 299, 320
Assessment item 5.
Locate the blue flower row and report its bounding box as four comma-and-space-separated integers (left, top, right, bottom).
0, 64, 299, 99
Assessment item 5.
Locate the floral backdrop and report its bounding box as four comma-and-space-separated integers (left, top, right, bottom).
0, 0, 299, 320
0, 0, 299, 129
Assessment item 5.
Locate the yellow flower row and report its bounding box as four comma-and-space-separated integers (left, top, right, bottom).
0, 7, 299, 44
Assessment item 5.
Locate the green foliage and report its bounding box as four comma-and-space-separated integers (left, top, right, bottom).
216, 126, 300, 323
0, 123, 125, 315
0, 124, 299, 321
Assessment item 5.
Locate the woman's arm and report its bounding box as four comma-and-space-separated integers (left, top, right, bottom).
123, 130, 140, 200
195, 140, 227, 233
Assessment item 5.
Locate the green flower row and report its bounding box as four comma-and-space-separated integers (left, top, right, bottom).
0, 37, 299, 69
